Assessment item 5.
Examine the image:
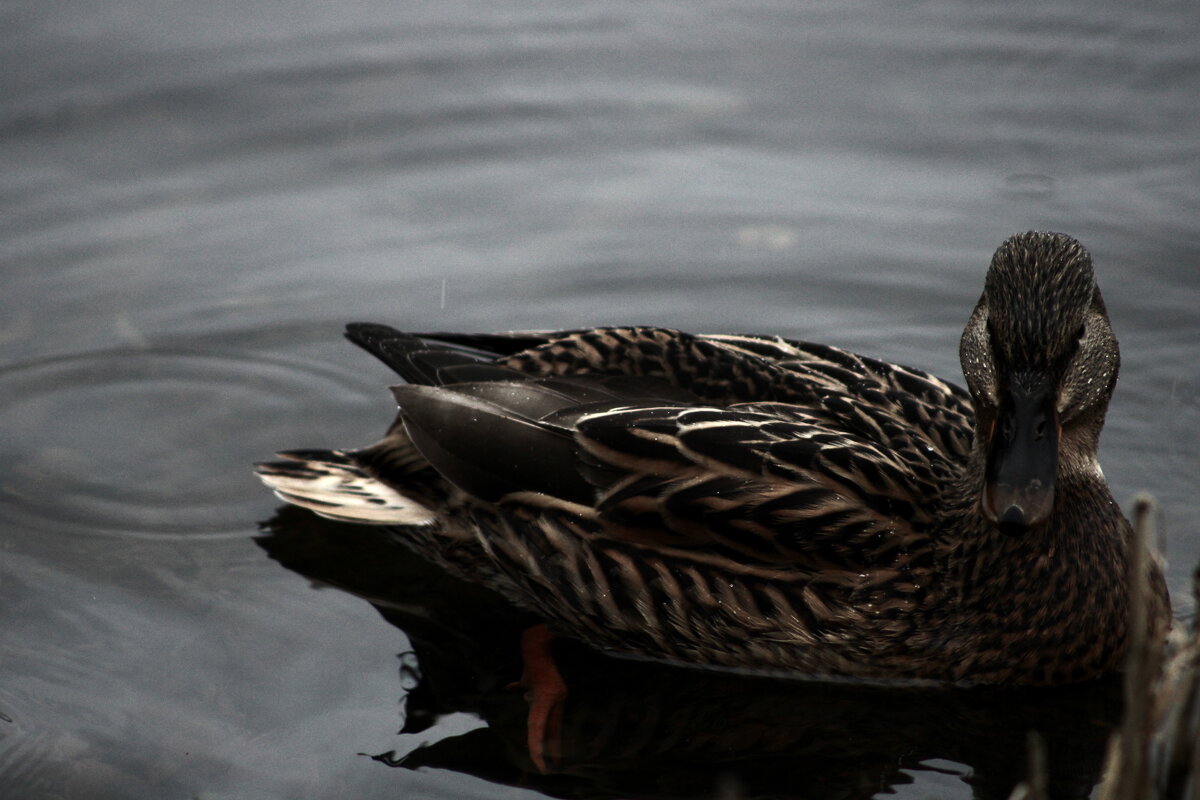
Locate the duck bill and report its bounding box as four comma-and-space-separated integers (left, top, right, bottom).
982, 385, 1058, 534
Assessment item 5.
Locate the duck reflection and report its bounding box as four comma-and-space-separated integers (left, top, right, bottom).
257, 506, 1119, 800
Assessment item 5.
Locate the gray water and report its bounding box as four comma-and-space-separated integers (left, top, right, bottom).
2, 2, 1198, 798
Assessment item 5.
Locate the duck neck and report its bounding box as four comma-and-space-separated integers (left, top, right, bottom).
928, 447, 1137, 682
946, 463, 1128, 592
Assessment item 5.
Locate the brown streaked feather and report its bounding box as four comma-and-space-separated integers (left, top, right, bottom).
570, 402, 936, 571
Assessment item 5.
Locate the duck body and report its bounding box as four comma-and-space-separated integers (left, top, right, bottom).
257, 232, 1169, 686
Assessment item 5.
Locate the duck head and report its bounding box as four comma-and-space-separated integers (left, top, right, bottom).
959, 232, 1120, 535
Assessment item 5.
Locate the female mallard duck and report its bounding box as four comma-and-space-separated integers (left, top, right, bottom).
257, 231, 1169, 687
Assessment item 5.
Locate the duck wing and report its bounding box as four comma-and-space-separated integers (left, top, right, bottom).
580, 401, 948, 572
388, 371, 950, 575
424, 327, 975, 463
321, 324, 968, 573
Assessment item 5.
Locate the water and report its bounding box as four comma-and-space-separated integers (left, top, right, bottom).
2, 1, 1197, 798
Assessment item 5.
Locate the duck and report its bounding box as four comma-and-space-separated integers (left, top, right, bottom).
256, 231, 1169, 688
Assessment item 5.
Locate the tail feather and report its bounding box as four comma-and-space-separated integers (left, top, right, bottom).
344, 322, 524, 385
255, 450, 437, 525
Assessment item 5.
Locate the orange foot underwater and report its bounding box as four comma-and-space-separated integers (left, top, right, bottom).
515, 624, 568, 773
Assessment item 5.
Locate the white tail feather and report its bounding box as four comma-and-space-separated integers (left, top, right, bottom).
256, 453, 437, 525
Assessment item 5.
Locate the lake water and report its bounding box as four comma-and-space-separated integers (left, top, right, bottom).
1, 2, 1197, 798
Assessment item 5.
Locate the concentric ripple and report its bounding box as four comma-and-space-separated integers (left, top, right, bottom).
0, 349, 378, 539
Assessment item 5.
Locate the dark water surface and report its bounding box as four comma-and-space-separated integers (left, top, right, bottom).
2, 2, 1198, 798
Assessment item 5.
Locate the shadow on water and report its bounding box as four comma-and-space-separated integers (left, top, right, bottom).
258, 506, 1122, 800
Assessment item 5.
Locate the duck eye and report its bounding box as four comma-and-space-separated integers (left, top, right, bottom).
1075, 323, 1086, 342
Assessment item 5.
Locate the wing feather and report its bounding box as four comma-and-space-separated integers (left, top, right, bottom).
572, 399, 946, 571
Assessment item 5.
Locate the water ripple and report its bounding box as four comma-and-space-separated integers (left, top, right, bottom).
0, 348, 375, 539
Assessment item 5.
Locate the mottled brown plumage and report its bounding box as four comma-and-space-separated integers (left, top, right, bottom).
256, 231, 1169, 685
